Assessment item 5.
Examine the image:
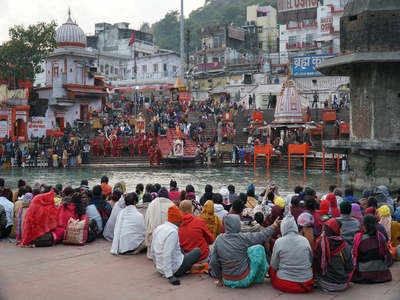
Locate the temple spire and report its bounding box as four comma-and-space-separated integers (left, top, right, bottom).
67, 7, 73, 23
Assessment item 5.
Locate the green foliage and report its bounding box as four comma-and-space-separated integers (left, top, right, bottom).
152, 11, 181, 53
152, 0, 277, 52
0, 22, 57, 84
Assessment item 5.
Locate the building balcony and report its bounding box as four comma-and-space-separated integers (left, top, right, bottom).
302, 41, 318, 49
302, 20, 318, 28
286, 23, 301, 30
327, 4, 344, 14
195, 62, 224, 72
286, 42, 301, 50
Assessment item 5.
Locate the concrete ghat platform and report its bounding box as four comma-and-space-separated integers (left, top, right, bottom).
0, 240, 399, 300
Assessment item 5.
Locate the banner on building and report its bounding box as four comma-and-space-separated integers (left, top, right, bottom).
292, 54, 335, 78
278, 0, 318, 12
277, 0, 318, 24
228, 27, 245, 41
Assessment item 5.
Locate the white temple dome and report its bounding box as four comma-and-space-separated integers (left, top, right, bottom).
56, 10, 87, 48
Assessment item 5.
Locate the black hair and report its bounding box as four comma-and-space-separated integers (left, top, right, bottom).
367, 196, 378, 209
232, 198, 245, 214
304, 187, 315, 196
81, 179, 89, 186
170, 180, 177, 189
334, 188, 343, 197
305, 198, 316, 211
93, 185, 102, 196
180, 190, 187, 201
63, 186, 74, 196
142, 193, 152, 203
329, 185, 337, 192
71, 193, 85, 219
294, 186, 303, 194
125, 192, 139, 206
186, 184, 195, 193
239, 193, 247, 205
101, 176, 109, 184
136, 184, 144, 194
145, 184, 153, 194
291, 196, 300, 207
267, 191, 275, 203
24, 185, 32, 193
205, 184, 213, 194
153, 183, 161, 193
254, 212, 264, 226
43, 185, 52, 193
228, 185, 235, 194
212, 193, 223, 204
340, 200, 352, 215
344, 186, 354, 197
55, 184, 63, 195
364, 215, 377, 236
18, 179, 26, 188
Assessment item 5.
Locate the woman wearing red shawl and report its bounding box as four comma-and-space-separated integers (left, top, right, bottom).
21, 190, 59, 246
351, 215, 392, 284
314, 218, 353, 292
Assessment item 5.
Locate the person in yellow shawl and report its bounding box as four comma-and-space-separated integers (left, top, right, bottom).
198, 200, 222, 240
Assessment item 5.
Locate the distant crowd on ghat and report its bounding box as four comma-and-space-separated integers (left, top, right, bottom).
1, 176, 400, 292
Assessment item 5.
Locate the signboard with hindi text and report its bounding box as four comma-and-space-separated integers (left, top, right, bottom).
292, 54, 335, 78
278, 0, 318, 12
277, 0, 318, 24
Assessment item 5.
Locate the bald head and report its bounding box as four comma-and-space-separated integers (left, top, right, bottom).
179, 200, 193, 214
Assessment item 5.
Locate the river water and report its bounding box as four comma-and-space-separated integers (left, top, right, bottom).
0, 167, 346, 198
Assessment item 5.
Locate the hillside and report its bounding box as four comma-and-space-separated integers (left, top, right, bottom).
152, 0, 277, 53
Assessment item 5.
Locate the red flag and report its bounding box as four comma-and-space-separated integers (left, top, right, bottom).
128, 31, 135, 46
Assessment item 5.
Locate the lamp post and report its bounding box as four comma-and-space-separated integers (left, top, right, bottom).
180, 0, 185, 81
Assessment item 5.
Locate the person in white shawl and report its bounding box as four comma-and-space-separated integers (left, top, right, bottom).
144, 187, 174, 259
104, 195, 126, 242
111, 193, 146, 255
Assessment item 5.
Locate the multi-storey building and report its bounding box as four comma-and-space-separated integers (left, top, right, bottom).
87, 22, 154, 81
246, 5, 279, 54
277, 0, 350, 106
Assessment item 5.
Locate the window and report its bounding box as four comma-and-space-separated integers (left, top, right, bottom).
110, 66, 114, 74
288, 20, 298, 29
105, 64, 109, 75
115, 68, 119, 75
142, 65, 147, 73
163, 63, 167, 71
288, 36, 297, 48
257, 27, 263, 33
258, 42, 263, 49
303, 19, 316, 27
100, 65, 104, 73
172, 66, 177, 73
306, 34, 314, 44
153, 64, 158, 72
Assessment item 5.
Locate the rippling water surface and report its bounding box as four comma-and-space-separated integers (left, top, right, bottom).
0, 167, 347, 197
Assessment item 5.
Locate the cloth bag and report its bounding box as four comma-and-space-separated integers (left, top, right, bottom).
63, 218, 88, 246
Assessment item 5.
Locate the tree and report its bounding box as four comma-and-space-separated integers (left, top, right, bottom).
140, 22, 152, 34
151, 0, 277, 52
0, 22, 57, 85
151, 11, 181, 52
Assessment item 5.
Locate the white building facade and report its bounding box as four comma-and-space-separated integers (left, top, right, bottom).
34, 13, 105, 136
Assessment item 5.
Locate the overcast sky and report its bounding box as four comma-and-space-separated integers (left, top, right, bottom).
0, 0, 205, 42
